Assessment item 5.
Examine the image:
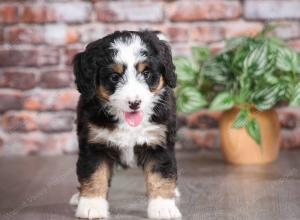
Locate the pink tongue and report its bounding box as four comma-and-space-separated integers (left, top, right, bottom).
124, 111, 143, 127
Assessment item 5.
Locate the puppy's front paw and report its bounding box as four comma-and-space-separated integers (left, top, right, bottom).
174, 187, 181, 198
75, 196, 109, 219
148, 197, 182, 219
69, 192, 80, 206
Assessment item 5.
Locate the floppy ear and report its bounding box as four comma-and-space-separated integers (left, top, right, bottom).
141, 31, 176, 88
73, 51, 96, 100
158, 40, 177, 88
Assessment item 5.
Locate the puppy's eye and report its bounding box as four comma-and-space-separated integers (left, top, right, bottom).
143, 71, 150, 80
109, 73, 120, 83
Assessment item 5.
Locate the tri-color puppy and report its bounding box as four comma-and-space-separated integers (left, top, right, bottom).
70, 31, 181, 219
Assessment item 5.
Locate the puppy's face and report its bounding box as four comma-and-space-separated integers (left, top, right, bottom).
73, 31, 176, 127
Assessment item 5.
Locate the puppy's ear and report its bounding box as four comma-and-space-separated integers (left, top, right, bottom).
141, 31, 176, 88
159, 41, 176, 88
73, 51, 96, 100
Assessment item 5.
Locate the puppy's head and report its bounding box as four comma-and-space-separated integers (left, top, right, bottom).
73, 31, 176, 127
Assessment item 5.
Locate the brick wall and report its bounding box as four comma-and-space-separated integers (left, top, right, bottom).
0, 0, 300, 155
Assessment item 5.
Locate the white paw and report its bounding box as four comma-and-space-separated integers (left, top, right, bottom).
148, 197, 182, 219
75, 196, 109, 219
174, 187, 181, 198
69, 192, 80, 206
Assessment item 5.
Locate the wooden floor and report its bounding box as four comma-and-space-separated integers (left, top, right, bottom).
0, 150, 300, 220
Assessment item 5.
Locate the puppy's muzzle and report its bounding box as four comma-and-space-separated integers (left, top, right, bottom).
128, 100, 141, 111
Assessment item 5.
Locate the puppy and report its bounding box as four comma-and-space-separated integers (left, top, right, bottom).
71, 31, 181, 219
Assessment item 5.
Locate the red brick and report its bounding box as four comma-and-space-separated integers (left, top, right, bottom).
167, 0, 241, 22
0, 5, 18, 24
22, 89, 79, 111
276, 107, 300, 130
0, 48, 60, 67
2, 111, 38, 132
177, 128, 219, 149
288, 39, 300, 52
0, 91, 23, 112
61, 132, 78, 154
244, 0, 300, 20
50, 2, 92, 23
44, 25, 81, 45
209, 41, 225, 54
65, 47, 84, 65
3, 133, 41, 155
171, 44, 191, 57
1, 111, 75, 133
6, 26, 44, 44
270, 22, 300, 40
21, 5, 55, 23
96, 2, 163, 22
44, 24, 67, 45
187, 110, 222, 129
190, 22, 252, 43
0, 28, 3, 44
177, 113, 188, 129
223, 21, 263, 38
194, 20, 262, 50
79, 24, 108, 43
191, 25, 225, 43
21, 3, 92, 24
42, 133, 78, 155
3, 132, 77, 155
281, 129, 300, 149
38, 112, 75, 132
0, 135, 3, 154
165, 27, 188, 43
67, 28, 80, 44
39, 68, 74, 89
0, 70, 37, 90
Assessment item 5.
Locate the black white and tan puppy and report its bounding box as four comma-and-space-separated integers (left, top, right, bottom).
70, 30, 181, 219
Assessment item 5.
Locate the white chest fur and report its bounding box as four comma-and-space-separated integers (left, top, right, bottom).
88, 121, 167, 166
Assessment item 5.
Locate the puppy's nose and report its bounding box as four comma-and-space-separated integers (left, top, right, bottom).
128, 100, 141, 111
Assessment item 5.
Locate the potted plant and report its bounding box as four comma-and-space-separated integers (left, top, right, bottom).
175, 27, 300, 165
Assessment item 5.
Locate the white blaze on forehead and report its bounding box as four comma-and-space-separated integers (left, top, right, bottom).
111, 34, 147, 66
107, 33, 161, 131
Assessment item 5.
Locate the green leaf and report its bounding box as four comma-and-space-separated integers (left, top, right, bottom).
174, 57, 198, 83
246, 119, 262, 145
177, 87, 207, 113
202, 62, 228, 83
225, 37, 249, 52
243, 43, 269, 76
260, 24, 279, 36
264, 73, 279, 84
191, 46, 211, 62
235, 89, 251, 104
276, 48, 297, 72
296, 53, 300, 74
290, 83, 300, 106
210, 92, 234, 111
232, 109, 249, 128
253, 85, 280, 111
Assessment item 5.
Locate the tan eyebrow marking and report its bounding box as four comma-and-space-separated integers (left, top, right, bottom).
137, 62, 148, 73
111, 63, 124, 74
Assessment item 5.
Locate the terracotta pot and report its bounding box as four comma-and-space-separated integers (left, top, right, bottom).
219, 107, 281, 165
